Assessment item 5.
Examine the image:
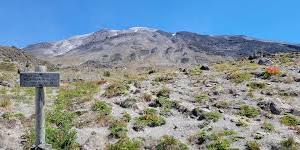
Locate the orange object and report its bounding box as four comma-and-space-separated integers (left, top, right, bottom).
266, 66, 280, 75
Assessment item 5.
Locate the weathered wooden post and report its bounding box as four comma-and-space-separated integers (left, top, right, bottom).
20, 66, 60, 150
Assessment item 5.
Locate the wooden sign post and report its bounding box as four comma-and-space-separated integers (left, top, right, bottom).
20, 66, 59, 149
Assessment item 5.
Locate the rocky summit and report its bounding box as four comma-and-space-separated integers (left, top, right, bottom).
0, 27, 300, 150
23, 27, 300, 67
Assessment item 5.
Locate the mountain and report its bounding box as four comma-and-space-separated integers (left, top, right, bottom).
23, 27, 300, 67
0, 46, 54, 69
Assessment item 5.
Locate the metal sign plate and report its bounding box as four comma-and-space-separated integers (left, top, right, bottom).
20, 72, 60, 87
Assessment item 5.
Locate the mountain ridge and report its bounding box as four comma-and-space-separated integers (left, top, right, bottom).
23, 27, 300, 67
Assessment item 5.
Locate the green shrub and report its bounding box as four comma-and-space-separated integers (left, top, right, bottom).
121, 112, 131, 122
57, 81, 99, 109
103, 71, 111, 77
194, 94, 209, 103
154, 76, 173, 83
157, 87, 170, 98
0, 96, 12, 108
104, 82, 129, 98
248, 82, 266, 89
134, 108, 165, 131
153, 97, 177, 116
228, 71, 252, 84
109, 137, 142, 150
207, 137, 231, 150
156, 135, 189, 150
280, 137, 300, 150
262, 122, 275, 132
203, 111, 222, 122
91, 101, 112, 116
214, 101, 229, 109
246, 141, 261, 150
280, 114, 300, 126
239, 105, 260, 118
142, 93, 153, 102
23, 109, 79, 149
109, 119, 128, 138
189, 66, 202, 76
0, 62, 17, 72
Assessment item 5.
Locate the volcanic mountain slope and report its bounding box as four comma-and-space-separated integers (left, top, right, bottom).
23, 27, 300, 66
0, 46, 53, 69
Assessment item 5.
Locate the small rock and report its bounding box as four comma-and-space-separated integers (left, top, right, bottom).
258, 58, 273, 65
200, 65, 210, 70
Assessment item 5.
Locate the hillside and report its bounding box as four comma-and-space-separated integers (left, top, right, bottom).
0, 53, 299, 149
23, 27, 300, 67
0, 46, 53, 69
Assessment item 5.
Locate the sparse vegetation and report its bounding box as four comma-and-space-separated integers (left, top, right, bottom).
203, 111, 222, 122
280, 137, 300, 150
109, 119, 128, 138
157, 87, 170, 98
194, 93, 209, 103
248, 82, 266, 89
104, 82, 129, 98
92, 101, 112, 115
227, 70, 252, 83
108, 137, 142, 150
246, 140, 260, 150
133, 108, 166, 131
262, 121, 275, 132
280, 114, 300, 126
239, 105, 260, 118
0, 96, 12, 108
156, 135, 189, 150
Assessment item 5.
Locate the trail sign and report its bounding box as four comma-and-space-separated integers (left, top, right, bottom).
20, 66, 59, 150
20, 72, 59, 87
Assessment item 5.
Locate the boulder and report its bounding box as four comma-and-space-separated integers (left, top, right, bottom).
200, 65, 210, 70
258, 58, 273, 65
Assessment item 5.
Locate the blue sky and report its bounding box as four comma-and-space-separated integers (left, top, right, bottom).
0, 0, 299, 47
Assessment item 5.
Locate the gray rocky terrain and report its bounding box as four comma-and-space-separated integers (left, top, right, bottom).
23, 27, 300, 67
0, 28, 300, 149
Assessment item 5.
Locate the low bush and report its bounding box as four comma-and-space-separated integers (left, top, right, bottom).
203, 111, 222, 122
194, 93, 209, 103
280, 114, 300, 126
103, 71, 111, 77
103, 82, 129, 98
109, 119, 128, 138
156, 135, 189, 150
280, 137, 300, 150
247, 82, 266, 89
262, 122, 275, 132
157, 87, 170, 98
0, 96, 12, 108
133, 108, 165, 131
108, 137, 142, 150
239, 105, 260, 118
91, 101, 112, 116
246, 140, 261, 150
227, 70, 252, 84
